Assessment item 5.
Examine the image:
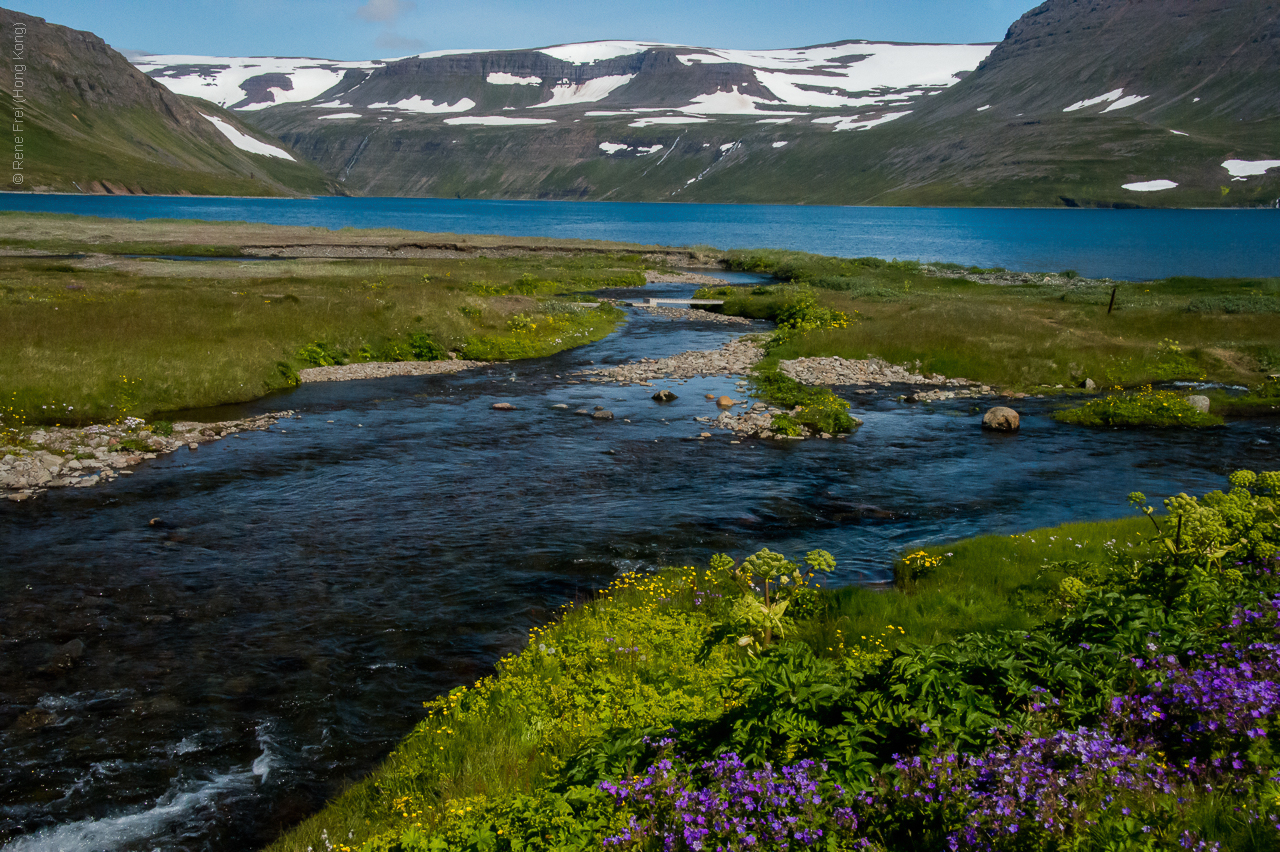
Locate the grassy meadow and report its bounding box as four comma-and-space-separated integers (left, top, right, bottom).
0, 251, 638, 431
715, 250, 1280, 394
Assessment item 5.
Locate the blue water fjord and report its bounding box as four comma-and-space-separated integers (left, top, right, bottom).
1, 194, 1277, 280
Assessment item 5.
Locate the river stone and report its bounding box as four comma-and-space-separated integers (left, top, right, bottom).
716, 396, 735, 407
1083, 378, 1097, 390
652, 390, 678, 402
1186, 395, 1211, 413
592, 410, 614, 420
491, 403, 516, 411
982, 407, 1020, 432
551, 404, 569, 409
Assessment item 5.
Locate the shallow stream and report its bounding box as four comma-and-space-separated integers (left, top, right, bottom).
2, 276, 1278, 851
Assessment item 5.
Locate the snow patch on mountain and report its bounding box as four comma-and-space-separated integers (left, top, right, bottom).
487, 72, 542, 85
1222, 159, 1280, 179
677, 87, 804, 116
599, 142, 631, 154
813, 111, 912, 132
317, 112, 362, 120
1102, 94, 1149, 113
444, 116, 557, 126
1064, 89, 1132, 113
530, 75, 636, 108
369, 96, 475, 113
538, 41, 667, 63
1122, 179, 1178, 191
135, 55, 378, 109
198, 113, 294, 159
629, 116, 711, 127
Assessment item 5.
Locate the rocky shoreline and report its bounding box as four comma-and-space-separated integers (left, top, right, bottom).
576, 337, 765, 383
1, 412, 293, 501
920, 265, 1114, 288
779, 356, 993, 400
298, 358, 484, 383
633, 305, 755, 326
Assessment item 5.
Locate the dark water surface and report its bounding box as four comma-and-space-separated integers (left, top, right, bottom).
3, 276, 1280, 851
2, 194, 1278, 279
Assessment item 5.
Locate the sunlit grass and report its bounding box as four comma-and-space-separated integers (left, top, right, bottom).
0, 255, 634, 427
827, 515, 1158, 650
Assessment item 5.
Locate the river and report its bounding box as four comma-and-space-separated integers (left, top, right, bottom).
2, 271, 1279, 851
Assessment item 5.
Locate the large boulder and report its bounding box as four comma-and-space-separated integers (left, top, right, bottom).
652, 390, 678, 402
1185, 395, 1211, 413
982, 406, 1021, 432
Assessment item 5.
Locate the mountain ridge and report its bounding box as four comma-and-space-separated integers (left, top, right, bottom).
5, 1, 1279, 206
0, 6, 337, 196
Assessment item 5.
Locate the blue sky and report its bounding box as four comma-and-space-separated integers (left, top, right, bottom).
13, 0, 1031, 58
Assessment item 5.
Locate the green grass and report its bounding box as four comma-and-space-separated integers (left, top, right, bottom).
712, 251, 1280, 394
824, 515, 1158, 652
0, 253, 640, 431
1054, 386, 1225, 427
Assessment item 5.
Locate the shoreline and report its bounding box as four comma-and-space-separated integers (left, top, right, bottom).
2, 411, 294, 502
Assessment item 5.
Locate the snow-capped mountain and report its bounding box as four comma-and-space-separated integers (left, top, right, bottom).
133, 40, 994, 128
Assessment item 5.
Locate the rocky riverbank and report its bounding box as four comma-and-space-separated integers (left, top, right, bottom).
778, 356, 993, 400
298, 359, 484, 383
920, 265, 1115, 288
642, 270, 729, 286
1, 412, 293, 501
576, 337, 765, 383
633, 305, 755, 326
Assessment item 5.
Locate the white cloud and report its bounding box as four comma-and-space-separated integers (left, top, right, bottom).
357, 0, 416, 22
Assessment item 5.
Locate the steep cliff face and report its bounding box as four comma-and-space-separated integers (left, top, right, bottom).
938, 0, 1280, 121
801, 0, 1280, 207
0, 6, 336, 195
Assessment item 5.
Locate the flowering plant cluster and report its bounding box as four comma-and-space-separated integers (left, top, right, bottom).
1055, 385, 1222, 428
602, 753, 864, 851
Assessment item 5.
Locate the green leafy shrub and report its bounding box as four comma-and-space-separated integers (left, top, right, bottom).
408, 333, 445, 360
749, 368, 858, 434
769, 412, 802, 437
296, 341, 343, 367
1055, 386, 1223, 427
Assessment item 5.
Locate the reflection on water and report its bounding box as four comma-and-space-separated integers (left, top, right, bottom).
2, 288, 1278, 851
